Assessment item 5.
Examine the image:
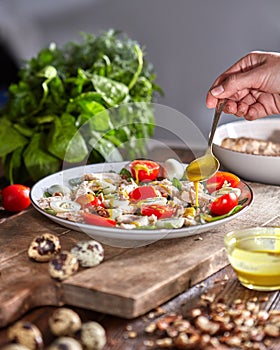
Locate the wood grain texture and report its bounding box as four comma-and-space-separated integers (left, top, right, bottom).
1, 267, 280, 349
0, 182, 280, 326
62, 233, 228, 318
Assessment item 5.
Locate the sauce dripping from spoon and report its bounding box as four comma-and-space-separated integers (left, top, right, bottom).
185, 99, 227, 206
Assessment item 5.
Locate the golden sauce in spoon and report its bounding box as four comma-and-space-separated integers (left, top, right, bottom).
186, 150, 220, 207
186, 150, 219, 183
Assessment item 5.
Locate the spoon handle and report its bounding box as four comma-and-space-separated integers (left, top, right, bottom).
208, 98, 227, 148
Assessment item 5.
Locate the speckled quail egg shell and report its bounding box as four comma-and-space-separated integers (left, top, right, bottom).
49, 308, 82, 336
48, 251, 79, 280
28, 233, 61, 262
79, 321, 106, 350
48, 337, 82, 350
71, 240, 104, 267
7, 321, 43, 350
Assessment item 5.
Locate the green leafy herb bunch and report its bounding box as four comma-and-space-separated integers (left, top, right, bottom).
0, 30, 162, 183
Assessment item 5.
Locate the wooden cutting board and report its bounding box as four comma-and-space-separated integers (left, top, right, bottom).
1, 182, 280, 327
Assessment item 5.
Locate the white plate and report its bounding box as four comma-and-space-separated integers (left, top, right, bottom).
213, 118, 280, 185
30, 161, 253, 248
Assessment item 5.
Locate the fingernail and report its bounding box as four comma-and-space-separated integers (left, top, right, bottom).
211, 85, 224, 96
226, 104, 231, 113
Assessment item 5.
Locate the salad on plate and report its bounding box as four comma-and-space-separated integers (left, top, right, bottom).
35, 159, 251, 231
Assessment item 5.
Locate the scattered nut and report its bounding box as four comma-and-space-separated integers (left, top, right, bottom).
143, 295, 280, 350
195, 315, 220, 335
172, 319, 191, 332
190, 308, 202, 318
143, 339, 154, 347
144, 322, 156, 333
127, 331, 137, 338
173, 332, 190, 348
147, 312, 156, 319
264, 324, 280, 337
156, 314, 182, 330
125, 324, 133, 331
155, 337, 173, 348
155, 307, 166, 315
200, 293, 216, 303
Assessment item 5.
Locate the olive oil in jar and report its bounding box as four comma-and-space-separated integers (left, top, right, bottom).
224, 227, 280, 291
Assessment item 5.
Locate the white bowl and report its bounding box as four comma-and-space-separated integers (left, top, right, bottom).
212, 118, 280, 185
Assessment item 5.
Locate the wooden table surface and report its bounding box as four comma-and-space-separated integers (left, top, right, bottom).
0, 148, 280, 350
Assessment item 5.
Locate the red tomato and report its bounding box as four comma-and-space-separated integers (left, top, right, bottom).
210, 193, 238, 216
85, 196, 104, 208
129, 160, 160, 182
129, 186, 159, 202
2, 184, 31, 212
206, 171, 240, 194
141, 204, 174, 219
82, 212, 117, 227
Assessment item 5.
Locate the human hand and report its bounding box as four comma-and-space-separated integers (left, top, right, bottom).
206, 51, 280, 120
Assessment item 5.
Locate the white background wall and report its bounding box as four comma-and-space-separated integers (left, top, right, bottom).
1, 0, 279, 142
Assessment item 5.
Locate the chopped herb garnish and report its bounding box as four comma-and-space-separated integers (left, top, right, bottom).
172, 177, 182, 190
120, 167, 132, 181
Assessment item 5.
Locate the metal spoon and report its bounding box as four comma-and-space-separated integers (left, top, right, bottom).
186, 99, 227, 182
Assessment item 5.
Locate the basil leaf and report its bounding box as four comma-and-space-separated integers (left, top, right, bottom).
23, 133, 61, 181
91, 74, 129, 106
88, 133, 123, 162
47, 113, 88, 162
119, 168, 132, 181
238, 197, 249, 206
0, 118, 28, 156
2, 146, 29, 184
203, 205, 244, 223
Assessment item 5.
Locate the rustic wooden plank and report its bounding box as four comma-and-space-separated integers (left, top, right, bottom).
62, 232, 228, 318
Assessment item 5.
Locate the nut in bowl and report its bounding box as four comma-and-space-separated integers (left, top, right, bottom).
212, 118, 280, 185
224, 227, 280, 291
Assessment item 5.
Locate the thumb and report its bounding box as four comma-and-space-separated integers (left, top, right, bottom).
210, 71, 257, 100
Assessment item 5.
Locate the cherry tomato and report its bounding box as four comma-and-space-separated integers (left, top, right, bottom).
82, 212, 117, 227
129, 186, 159, 202
210, 193, 238, 216
206, 171, 240, 194
2, 184, 31, 212
141, 204, 174, 219
129, 160, 160, 183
